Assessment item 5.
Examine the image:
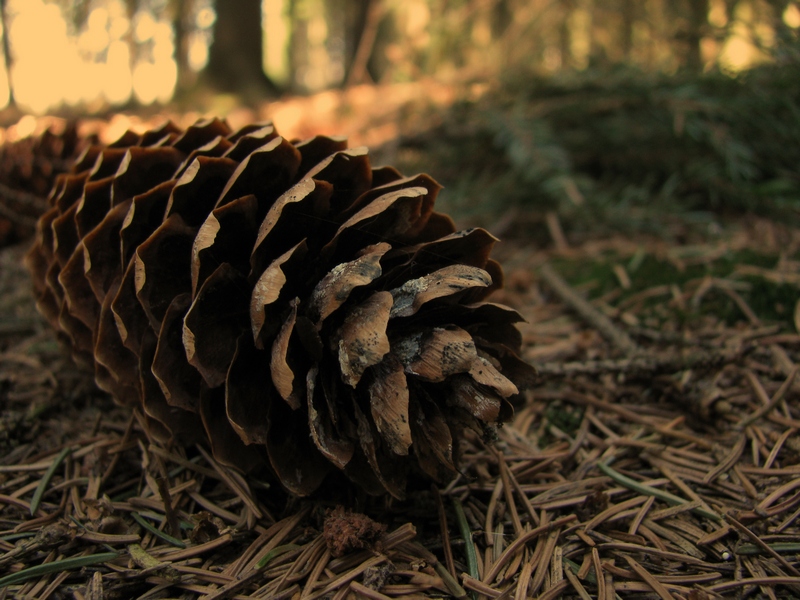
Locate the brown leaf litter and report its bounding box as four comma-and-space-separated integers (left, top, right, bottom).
1, 218, 800, 599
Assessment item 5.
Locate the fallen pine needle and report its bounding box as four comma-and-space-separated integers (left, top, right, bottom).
453, 497, 480, 584
29, 446, 71, 516
131, 512, 186, 548
597, 461, 721, 521
0, 551, 119, 588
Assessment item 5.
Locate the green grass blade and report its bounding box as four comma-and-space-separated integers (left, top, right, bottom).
131, 512, 186, 548
30, 447, 71, 516
598, 461, 721, 522
0, 552, 118, 588
256, 543, 302, 568
435, 561, 469, 599
453, 498, 478, 599
737, 542, 800, 555
0, 532, 36, 543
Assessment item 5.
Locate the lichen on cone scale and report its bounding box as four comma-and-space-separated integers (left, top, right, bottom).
25, 117, 536, 498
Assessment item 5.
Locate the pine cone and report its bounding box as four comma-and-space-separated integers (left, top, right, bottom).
26, 118, 535, 498
0, 122, 88, 246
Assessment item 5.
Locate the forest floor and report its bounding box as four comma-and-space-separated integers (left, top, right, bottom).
1, 210, 799, 599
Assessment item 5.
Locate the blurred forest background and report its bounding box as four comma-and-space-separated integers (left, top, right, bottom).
0, 0, 799, 232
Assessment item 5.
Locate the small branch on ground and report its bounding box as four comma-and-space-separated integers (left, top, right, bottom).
533, 343, 754, 379
539, 263, 640, 357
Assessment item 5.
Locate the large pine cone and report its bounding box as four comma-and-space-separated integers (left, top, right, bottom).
26, 118, 535, 498
0, 122, 88, 246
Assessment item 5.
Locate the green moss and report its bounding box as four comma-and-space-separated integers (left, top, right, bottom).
740, 278, 799, 327
549, 249, 797, 330
544, 401, 585, 438
387, 46, 800, 233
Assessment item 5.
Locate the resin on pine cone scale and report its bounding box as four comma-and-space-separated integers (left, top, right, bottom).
26, 118, 535, 498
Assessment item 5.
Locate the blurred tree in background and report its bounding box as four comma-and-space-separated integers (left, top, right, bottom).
0, 0, 797, 228
0, 0, 796, 113
203, 0, 277, 99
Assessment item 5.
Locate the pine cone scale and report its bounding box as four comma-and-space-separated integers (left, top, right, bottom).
52, 204, 80, 266
250, 178, 331, 279
309, 242, 390, 327
262, 386, 332, 495
134, 215, 195, 330
250, 241, 308, 346
83, 200, 130, 302
183, 263, 250, 388
270, 298, 301, 406
94, 282, 140, 406
151, 292, 200, 412
167, 157, 237, 227
307, 365, 357, 468
110, 261, 150, 354
191, 194, 260, 294
225, 334, 272, 445
59, 245, 99, 331
335, 289, 393, 388
389, 264, 492, 319
120, 181, 175, 267
216, 138, 300, 208
367, 354, 413, 456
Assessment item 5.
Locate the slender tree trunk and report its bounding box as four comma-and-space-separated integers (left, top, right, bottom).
345, 0, 384, 87
762, 0, 794, 48
621, 0, 635, 60
123, 0, 138, 104
280, 0, 296, 93
491, 0, 512, 39
559, 0, 575, 68
342, 0, 369, 85
0, 0, 14, 107
686, 0, 709, 71
205, 0, 278, 100
171, 0, 195, 97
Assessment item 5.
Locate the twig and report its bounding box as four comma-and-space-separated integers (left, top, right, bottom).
535, 343, 752, 378
345, 0, 385, 87
539, 263, 639, 356
545, 211, 569, 252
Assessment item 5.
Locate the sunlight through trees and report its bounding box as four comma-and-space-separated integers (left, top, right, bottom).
0, 0, 796, 114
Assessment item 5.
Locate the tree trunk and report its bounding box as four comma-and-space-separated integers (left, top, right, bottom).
342, 0, 371, 85
346, 0, 384, 87
559, 0, 575, 68
621, 0, 635, 60
0, 0, 15, 107
685, 0, 709, 71
171, 0, 195, 98
205, 0, 278, 100
763, 0, 795, 48
491, 0, 512, 39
